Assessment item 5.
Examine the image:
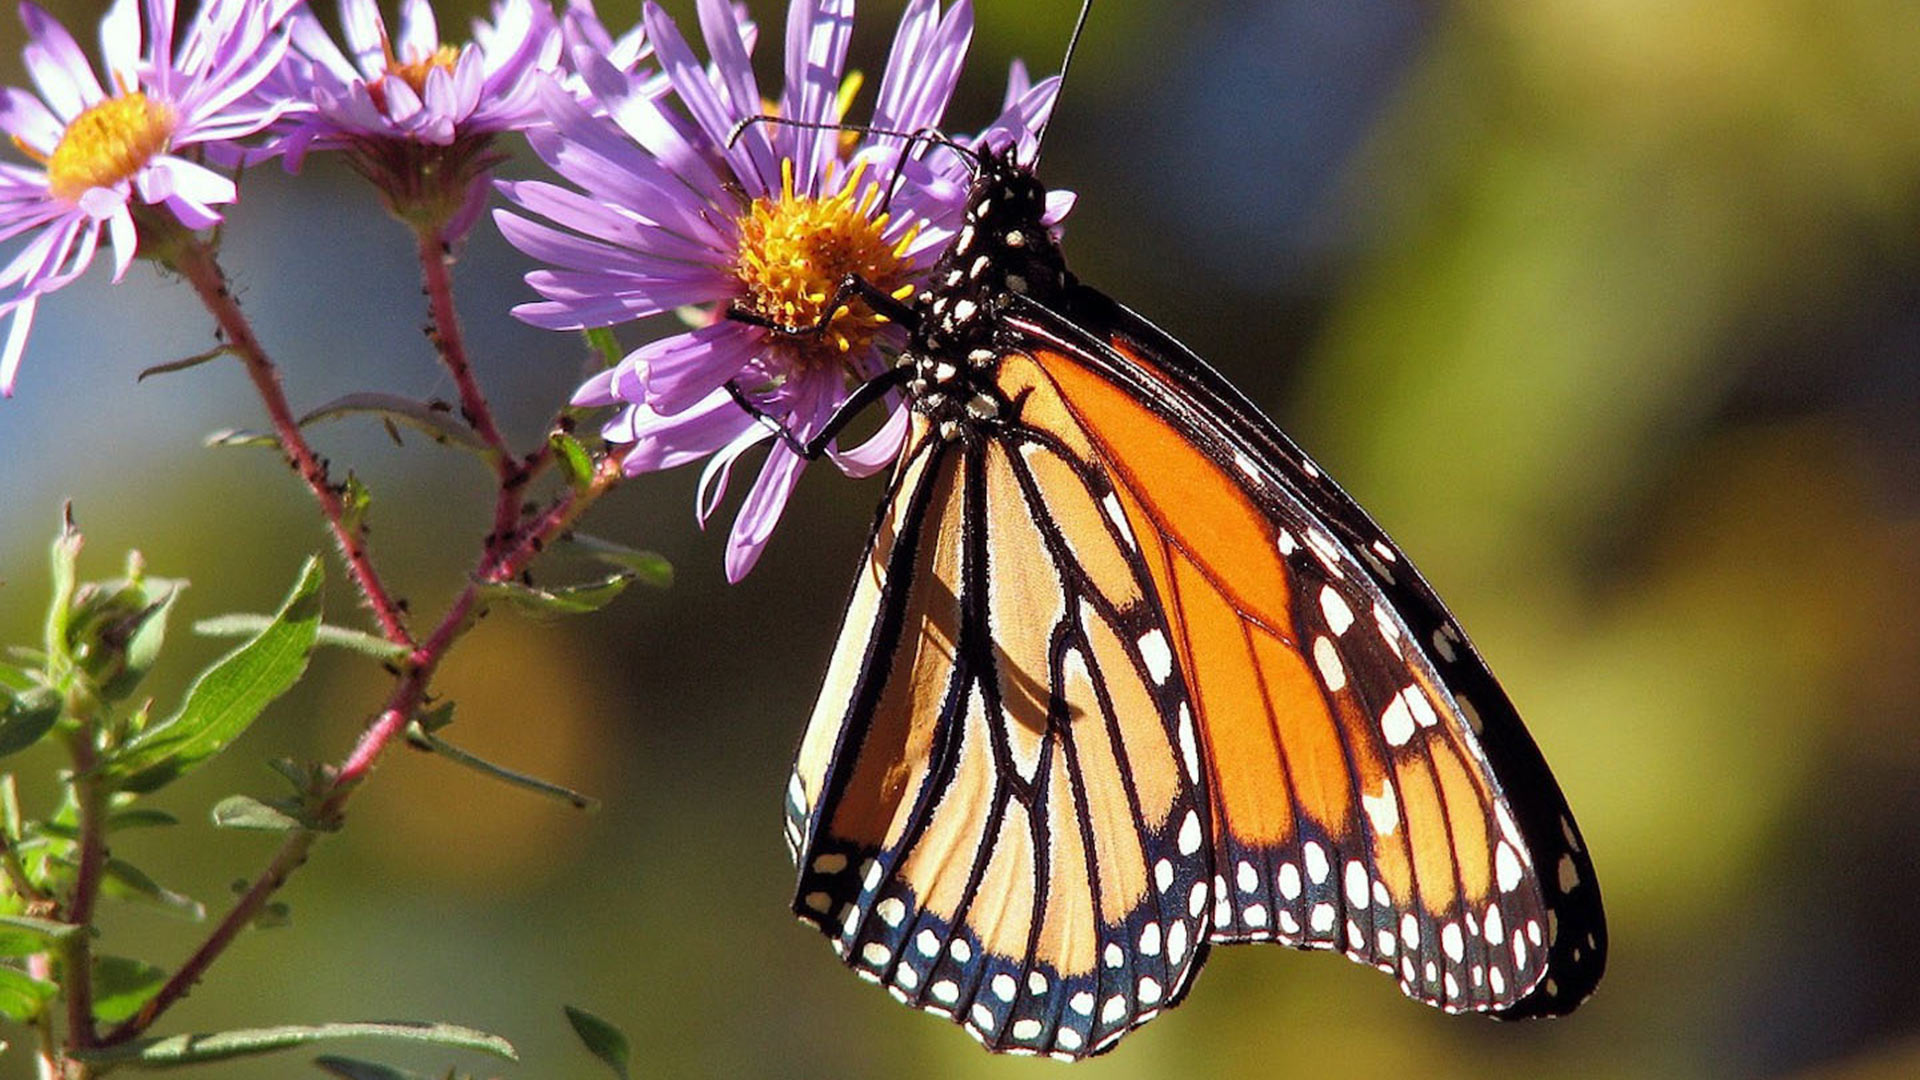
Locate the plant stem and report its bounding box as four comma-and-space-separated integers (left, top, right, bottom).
60, 736, 108, 1052
170, 239, 414, 648
414, 226, 539, 566
97, 454, 622, 1047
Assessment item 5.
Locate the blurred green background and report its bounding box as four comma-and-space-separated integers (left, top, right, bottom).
3, 0, 1919, 1076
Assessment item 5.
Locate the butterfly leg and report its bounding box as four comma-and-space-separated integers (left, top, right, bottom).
726, 273, 920, 338
725, 366, 913, 461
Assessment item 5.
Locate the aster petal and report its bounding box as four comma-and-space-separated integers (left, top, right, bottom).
288, 9, 359, 83
397, 0, 440, 61
99, 0, 143, 90
104, 202, 135, 279
642, 1, 772, 197
337, 0, 388, 78
0, 87, 63, 156
827, 397, 909, 478
696, 421, 773, 525
694, 0, 776, 179
872, 0, 971, 141
19, 1, 105, 118
780, 0, 854, 189
633, 320, 760, 416
724, 442, 806, 582
0, 291, 38, 395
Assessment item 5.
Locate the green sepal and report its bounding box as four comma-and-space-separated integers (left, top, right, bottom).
104, 557, 323, 794
581, 326, 623, 369
477, 571, 635, 617
90, 954, 167, 1024
563, 534, 673, 588
70, 1021, 517, 1068
564, 1006, 631, 1080
550, 430, 595, 492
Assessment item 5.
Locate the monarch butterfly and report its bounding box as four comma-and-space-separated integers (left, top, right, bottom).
770, 92, 1605, 1069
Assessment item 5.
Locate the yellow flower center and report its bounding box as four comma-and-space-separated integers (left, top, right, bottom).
733, 158, 919, 374
42, 91, 176, 202
368, 30, 459, 116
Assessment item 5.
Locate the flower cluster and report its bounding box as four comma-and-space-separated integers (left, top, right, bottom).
0, 0, 1065, 576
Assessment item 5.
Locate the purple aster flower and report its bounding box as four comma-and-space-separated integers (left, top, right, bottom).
251, 0, 561, 234
0, 0, 296, 396
498, 0, 1064, 581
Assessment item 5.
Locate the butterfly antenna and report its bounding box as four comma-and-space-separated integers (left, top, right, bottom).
1032, 0, 1095, 169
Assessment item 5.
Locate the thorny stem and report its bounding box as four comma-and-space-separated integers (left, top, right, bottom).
169, 238, 415, 647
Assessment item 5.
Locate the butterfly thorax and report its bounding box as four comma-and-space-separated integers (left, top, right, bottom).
901, 148, 1072, 435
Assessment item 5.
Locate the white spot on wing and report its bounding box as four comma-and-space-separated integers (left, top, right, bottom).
1319, 586, 1355, 635
1362, 781, 1400, 835
1313, 636, 1346, 693
1380, 693, 1416, 747
1100, 491, 1137, 551
1178, 809, 1202, 855
1139, 629, 1174, 684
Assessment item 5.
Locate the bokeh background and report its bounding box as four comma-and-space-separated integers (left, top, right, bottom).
3, 1, 1918, 1076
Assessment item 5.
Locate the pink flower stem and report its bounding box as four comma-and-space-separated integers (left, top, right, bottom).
414, 226, 532, 563
171, 239, 414, 647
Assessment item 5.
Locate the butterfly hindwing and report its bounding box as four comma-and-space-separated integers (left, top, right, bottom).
789, 413, 1213, 1059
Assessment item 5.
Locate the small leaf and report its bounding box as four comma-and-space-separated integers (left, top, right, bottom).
550, 430, 595, 492
406, 723, 598, 811
0, 661, 35, 693
340, 473, 372, 536
107, 807, 179, 832
91, 954, 166, 1024
299, 392, 489, 451
195, 615, 409, 662
71, 1021, 517, 1067
477, 572, 635, 618
138, 345, 232, 381
211, 794, 303, 832
253, 900, 291, 929
0, 690, 61, 759
99, 577, 183, 702
45, 510, 83, 665
0, 963, 56, 1022
102, 859, 205, 920
204, 428, 281, 449
106, 557, 323, 793
0, 914, 83, 946
564, 534, 673, 588
564, 1006, 631, 1080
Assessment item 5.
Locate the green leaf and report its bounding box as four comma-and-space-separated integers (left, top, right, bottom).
91, 954, 167, 1024
0, 963, 56, 1022
106, 557, 323, 794
211, 795, 303, 832
0, 914, 83, 946
477, 572, 635, 618
550, 430, 595, 492
194, 615, 410, 663
0, 660, 37, 694
564, 1006, 631, 1080
405, 724, 598, 811
72, 1021, 517, 1068
0, 690, 61, 759
138, 345, 232, 382
102, 859, 205, 920
312, 1057, 442, 1080
107, 807, 179, 832
204, 428, 281, 450
563, 534, 673, 588
299, 392, 489, 451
